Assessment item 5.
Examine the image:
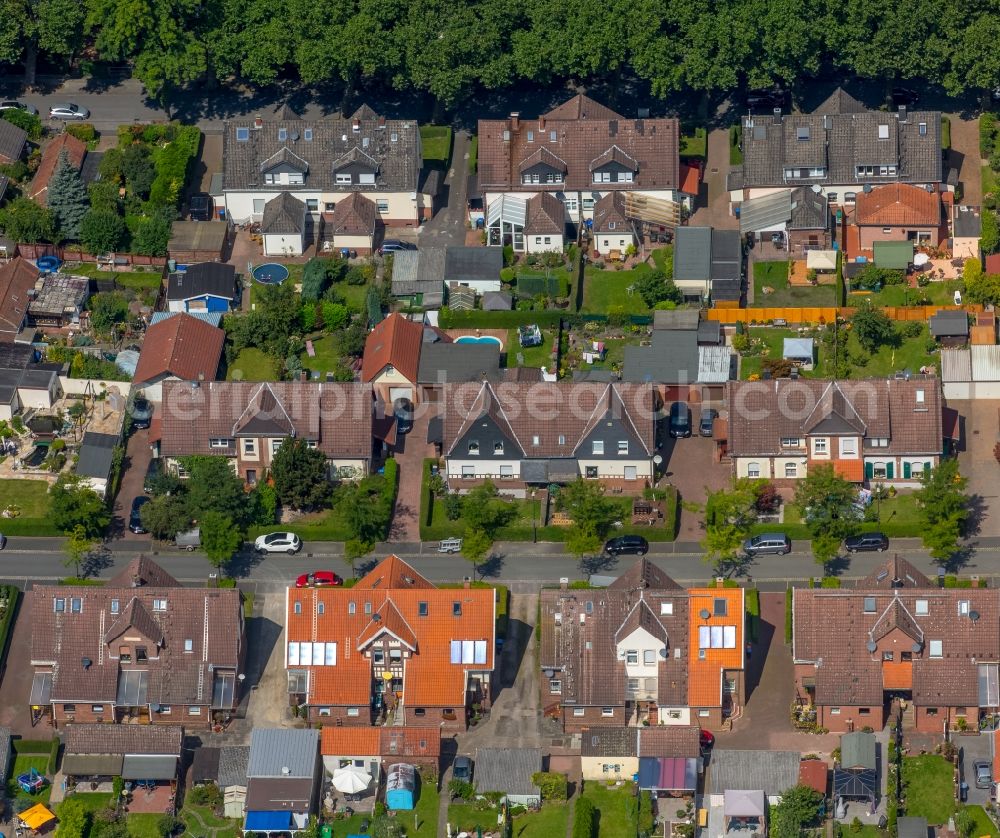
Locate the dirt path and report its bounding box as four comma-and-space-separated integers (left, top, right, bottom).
947, 114, 982, 205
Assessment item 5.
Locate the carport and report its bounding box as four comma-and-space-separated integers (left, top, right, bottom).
122, 754, 179, 781
637, 757, 697, 792
63, 754, 124, 777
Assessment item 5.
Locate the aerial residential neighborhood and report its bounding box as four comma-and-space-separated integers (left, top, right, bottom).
2, 28, 1000, 838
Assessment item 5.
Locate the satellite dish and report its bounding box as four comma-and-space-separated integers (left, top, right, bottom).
866, 641, 877, 653
699, 609, 711, 620
811, 184, 822, 193
653, 454, 663, 465
970, 610, 981, 623
912, 642, 923, 653
544, 669, 554, 678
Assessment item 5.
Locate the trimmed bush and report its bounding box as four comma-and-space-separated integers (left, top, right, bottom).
573, 796, 596, 838
47, 737, 60, 775
785, 588, 793, 645
64, 123, 97, 143
531, 771, 567, 801
745, 589, 760, 642
941, 116, 951, 151
148, 125, 200, 208
981, 113, 998, 158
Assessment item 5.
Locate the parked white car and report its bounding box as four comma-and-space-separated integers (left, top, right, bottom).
254, 532, 302, 554
48, 103, 90, 120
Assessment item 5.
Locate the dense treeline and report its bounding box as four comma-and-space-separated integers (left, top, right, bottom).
2, 0, 1000, 106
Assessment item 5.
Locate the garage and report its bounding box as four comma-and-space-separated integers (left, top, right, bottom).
389, 387, 413, 403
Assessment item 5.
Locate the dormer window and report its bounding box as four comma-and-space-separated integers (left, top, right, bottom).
468, 441, 480, 455
494, 442, 504, 455
304, 129, 313, 141
391, 132, 398, 142
919, 122, 927, 136
153, 598, 167, 612
796, 126, 810, 141
592, 440, 604, 455
618, 441, 628, 454
359, 173, 375, 185
609, 221, 616, 230
336, 173, 352, 185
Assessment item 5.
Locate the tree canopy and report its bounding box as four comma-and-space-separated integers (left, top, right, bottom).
558, 479, 617, 558
914, 459, 969, 563
47, 149, 90, 241
271, 438, 332, 510
793, 464, 858, 567
703, 479, 759, 569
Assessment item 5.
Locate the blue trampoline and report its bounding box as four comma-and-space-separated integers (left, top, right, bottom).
35, 256, 61, 273
252, 263, 290, 285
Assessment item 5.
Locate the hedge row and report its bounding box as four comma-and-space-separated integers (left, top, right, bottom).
573, 796, 596, 838
750, 520, 922, 540
436, 307, 653, 329
784, 588, 793, 645
149, 125, 201, 208
745, 588, 760, 642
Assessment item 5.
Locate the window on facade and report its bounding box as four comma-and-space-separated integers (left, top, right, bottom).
747, 462, 760, 478
661, 602, 673, 615
494, 442, 504, 454
882, 651, 893, 661
306, 198, 318, 211
336, 173, 352, 184
210, 438, 232, 448
827, 192, 838, 203
64, 704, 76, 713
844, 192, 857, 203
698, 709, 710, 717
813, 439, 828, 454
643, 650, 656, 665
873, 462, 887, 479
594, 171, 611, 183
534, 237, 542, 244
617, 440, 628, 454
626, 650, 638, 664
347, 708, 360, 717
785, 463, 797, 478
830, 707, 841, 714
271, 439, 283, 455
119, 646, 132, 662
585, 466, 598, 478
929, 640, 943, 658
601, 707, 614, 717
418, 602, 428, 617
927, 707, 938, 716
359, 173, 375, 185
376, 199, 389, 214
318, 707, 331, 716
627, 678, 639, 692
264, 173, 275, 184
462, 465, 475, 477
468, 441, 479, 455
160, 706, 171, 714
549, 679, 561, 694
242, 439, 256, 456
373, 650, 384, 665
544, 237, 551, 245
136, 647, 148, 663
859, 707, 870, 715
92, 704, 104, 713
153, 599, 167, 612
840, 438, 858, 457
592, 440, 604, 455
901, 651, 913, 662
573, 707, 585, 716
414, 708, 426, 717
500, 465, 513, 478
188, 706, 201, 715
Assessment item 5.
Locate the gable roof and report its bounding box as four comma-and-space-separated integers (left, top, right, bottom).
929, 309, 969, 338
361, 312, 424, 383
133, 313, 225, 386
478, 95, 679, 192
581, 727, 638, 757
592, 192, 629, 233
0, 258, 39, 340
329, 192, 378, 237
0, 119, 27, 162
726, 378, 942, 457
159, 380, 374, 460
789, 186, 830, 230
860, 555, 931, 589
64, 723, 183, 756
854, 183, 942, 227
167, 263, 237, 301
261, 192, 306, 235
688, 587, 745, 706
840, 731, 876, 770
223, 108, 420, 194
706, 750, 801, 796
736, 88, 942, 190
637, 726, 700, 758
441, 381, 656, 459
75, 432, 119, 481
108, 555, 181, 589
29, 134, 86, 204
104, 596, 164, 646
287, 555, 495, 707
524, 192, 565, 235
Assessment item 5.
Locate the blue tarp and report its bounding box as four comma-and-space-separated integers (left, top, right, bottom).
245, 811, 293, 831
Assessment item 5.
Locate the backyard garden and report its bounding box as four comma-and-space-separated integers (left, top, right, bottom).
446, 800, 567, 838
752, 260, 838, 308
579, 781, 641, 838
900, 754, 954, 825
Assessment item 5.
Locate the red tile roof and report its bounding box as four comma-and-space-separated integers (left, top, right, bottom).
798, 760, 828, 796
854, 184, 941, 227
287, 556, 495, 707
29, 133, 86, 205
679, 164, 700, 196
329, 193, 378, 237
688, 587, 744, 707
133, 313, 225, 386
361, 313, 423, 383
0, 257, 38, 339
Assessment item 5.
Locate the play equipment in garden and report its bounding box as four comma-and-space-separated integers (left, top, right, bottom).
251, 263, 290, 285
17, 768, 46, 794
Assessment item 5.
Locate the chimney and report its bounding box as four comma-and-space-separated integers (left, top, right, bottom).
772, 107, 782, 125
716, 576, 724, 588
898, 105, 907, 123
539, 115, 546, 132
352, 118, 360, 132
378, 116, 386, 129
254, 116, 263, 130
560, 577, 569, 590
510, 112, 520, 131
463, 576, 471, 589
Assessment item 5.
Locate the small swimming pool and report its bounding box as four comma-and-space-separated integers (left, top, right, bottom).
252, 263, 290, 285
455, 335, 503, 350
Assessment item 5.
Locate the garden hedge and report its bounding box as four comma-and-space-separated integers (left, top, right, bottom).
784, 588, 793, 645
149, 125, 201, 208
573, 796, 596, 838
0, 586, 19, 676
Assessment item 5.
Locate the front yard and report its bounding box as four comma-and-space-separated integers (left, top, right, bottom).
0, 478, 58, 536
901, 754, 954, 825
771, 492, 923, 539
752, 260, 838, 308
581, 781, 639, 838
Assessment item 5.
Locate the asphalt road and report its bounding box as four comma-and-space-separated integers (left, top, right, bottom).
3, 536, 1000, 591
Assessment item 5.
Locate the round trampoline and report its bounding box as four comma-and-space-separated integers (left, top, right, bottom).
252, 263, 290, 285
35, 255, 61, 273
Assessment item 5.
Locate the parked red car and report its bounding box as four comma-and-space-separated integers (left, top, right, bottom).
295, 571, 343, 588
699, 729, 715, 749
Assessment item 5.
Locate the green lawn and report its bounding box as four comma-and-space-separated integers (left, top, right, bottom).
901, 754, 955, 824
128, 813, 170, 838
847, 279, 965, 307
180, 803, 240, 838
411, 774, 440, 837
59, 791, 115, 817
468, 135, 478, 174
582, 265, 653, 314
300, 334, 342, 375
249, 263, 305, 306
774, 492, 923, 539
505, 325, 559, 369
7, 754, 51, 803
680, 127, 707, 159
738, 324, 938, 380
329, 813, 371, 838
0, 478, 57, 536
752, 260, 838, 307
420, 125, 453, 168
227, 347, 279, 381
650, 246, 673, 272
63, 262, 163, 291
581, 782, 639, 838
961, 805, 999, 838
448, 802, 567, 837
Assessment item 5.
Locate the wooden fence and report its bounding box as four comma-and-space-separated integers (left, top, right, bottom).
707, 303, 984, 324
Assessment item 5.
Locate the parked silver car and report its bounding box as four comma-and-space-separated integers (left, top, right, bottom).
49, 103, 90, 120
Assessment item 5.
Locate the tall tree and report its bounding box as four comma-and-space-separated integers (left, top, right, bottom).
703, 479, 759, 570
140, 493, 192, 539
47, 150, 90, 241
80, 209, 128, 255
63, 524, 94, 578
0, 197, 55, 244
794, 464, 859, 569
182, 456, 252, 526
200, 510, 243, 570
89, 291, 129, 336
50, 474, 111, 537
850, 304, 896, 354
914, 459, 969, 562
271, 439, 332, 510
558, 479, 617, 558
770, 784, 823, 838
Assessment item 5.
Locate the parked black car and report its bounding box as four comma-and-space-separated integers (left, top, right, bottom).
844, 532, 889, 553
669, 402, 691, 438
699, 408, 718, 437
453, 756, 473, 782
129, 496, 150, 534
130, 397, 153, 430
604, 535, 649, 556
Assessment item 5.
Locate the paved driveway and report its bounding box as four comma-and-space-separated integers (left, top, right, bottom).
953, 399, 1000, 538
111, 427, 153, 542
241, 590, 291, 732
0, 591, 53, 738
662, 431, 732, 542
958, 731, 993, 806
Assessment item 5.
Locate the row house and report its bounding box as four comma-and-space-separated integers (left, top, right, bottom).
285, 556, 495, 733
158, 380, 376, 485
540, 562, 745, 733
726, 377, 943, 485
477, 95, 682, 252
438, 380, 658, 497
220, 104, 431, 232
29, 557, 245, 729
793, 556, 1000, 733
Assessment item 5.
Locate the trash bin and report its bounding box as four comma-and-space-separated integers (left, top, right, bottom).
320, 825, 332, 838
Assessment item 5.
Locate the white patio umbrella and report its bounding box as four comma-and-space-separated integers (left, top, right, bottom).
332, 765, 372, 794
913, 252, 931, 267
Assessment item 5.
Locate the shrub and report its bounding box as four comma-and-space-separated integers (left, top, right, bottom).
187, 783, 223, 807
64, 123, 97, 143
785, 588, 793, 644
1, 108, 41, 139
573, 796, 596, 838
532, 771, 567, 801
444, 492, 463, 520
982, 113, 998, 158
47, 736, 60, 775
148, 125, 201, 208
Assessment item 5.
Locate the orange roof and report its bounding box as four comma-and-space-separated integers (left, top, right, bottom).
287, 555, 495, 707
29, 133, 86, 205
830, 459, 865, 482
854, 184, 941, 228
882, 661, 912, 691
679, 164, 700, 196
321, 727, 380, 756
687, 587, 744, 707
133, 313, 225, 385
361, 313, 423, 384
798, 760, 828, 795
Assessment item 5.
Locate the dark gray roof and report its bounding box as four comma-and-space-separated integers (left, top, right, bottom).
930, 310, 969, 337
80, 151, 103, 186
711, 229, 742, 282
954, 205, 982, 238
897, 818, 929, 838
223, 108, 420, 193
0, 120, 26, 162
247, 729, 319, 778
0, 727, 10, 783
481, 291, 512, 311
697, 320, 721, 345
192, 747, 221, 785
76, 431, 119, 480
652, 309, 699, 331
167, 263, 237, 301
840, 731, 876, 771
445, 246, 503, 283
416, 342, 501, 384
737, 89, 942, 189
391, 248, 446, 291
581, 728, 637, 758
219, 746, 250, 789
789, 186, 829, 229
261, 193, 306, 235
674, 226, 712, 281
623, 329, 699, 384
474, 748, 542, 796
707, 750, 801, 796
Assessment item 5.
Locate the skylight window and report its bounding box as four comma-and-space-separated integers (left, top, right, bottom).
236, 127, 250, 142
878, 124, 890, 139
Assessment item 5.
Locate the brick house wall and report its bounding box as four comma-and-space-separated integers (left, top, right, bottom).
404, 706, 466, 734
559, 705, 626, 732
52, 702, 212, 728
815, 704, 885, 733
308, 706, 372, 726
